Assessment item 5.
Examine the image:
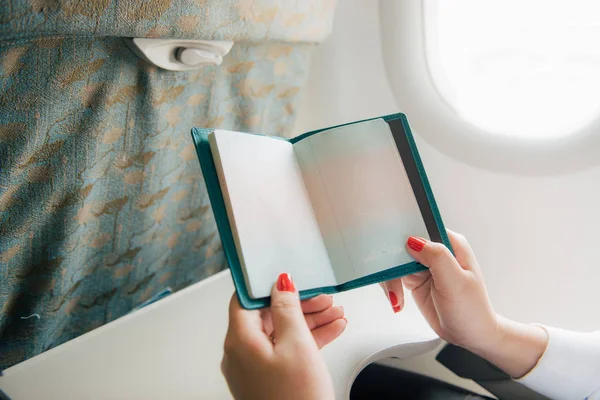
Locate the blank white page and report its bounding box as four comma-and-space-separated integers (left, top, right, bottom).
293, 119, 429, 284
209, 130, 336, 298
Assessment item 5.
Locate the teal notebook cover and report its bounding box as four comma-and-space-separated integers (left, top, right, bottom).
190, 113, 451, 309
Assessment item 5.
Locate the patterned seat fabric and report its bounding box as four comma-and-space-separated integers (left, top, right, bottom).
0, 0, 335, 369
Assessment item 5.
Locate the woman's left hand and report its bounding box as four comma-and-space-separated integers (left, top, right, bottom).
262, 291, 346, 349
221, 273, 347, 400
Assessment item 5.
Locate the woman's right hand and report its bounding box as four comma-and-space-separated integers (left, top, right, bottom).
382, 230, 548, 378
383, 230, 499, 352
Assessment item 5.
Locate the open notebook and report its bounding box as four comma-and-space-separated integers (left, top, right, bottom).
191, 114, 451, 309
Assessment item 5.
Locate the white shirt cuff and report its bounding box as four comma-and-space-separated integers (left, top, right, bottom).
515, 325, 600, 400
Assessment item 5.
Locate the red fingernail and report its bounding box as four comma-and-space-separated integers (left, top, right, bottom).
388, 291, 398, 307
393, 304, 403, 313
276, 273, 296, 292
407, 236, 426, 252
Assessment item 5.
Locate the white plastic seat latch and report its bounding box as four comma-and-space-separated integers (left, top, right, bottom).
126, 38, 234, 71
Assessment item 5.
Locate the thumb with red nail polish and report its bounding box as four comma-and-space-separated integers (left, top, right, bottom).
270, 273, 313, 346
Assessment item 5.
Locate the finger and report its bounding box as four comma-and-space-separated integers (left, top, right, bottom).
260, 307, 274, 336
270, 273, 313, 345
301, 294, 334, 314
381, 278, 405, 313
402, 270, 432, 291
268, 304, 343, 340
446, 229, 478, 271
406, 236, 466, 293
225, 293, 270, 353
228, 293, 264, 335
305, 306, 345, 330
312, 318, 348, 349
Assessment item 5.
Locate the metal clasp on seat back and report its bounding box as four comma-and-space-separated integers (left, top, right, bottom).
126, 38, 234, 71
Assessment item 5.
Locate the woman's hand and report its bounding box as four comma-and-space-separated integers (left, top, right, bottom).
382, 230, 548, 378
221, 273, 346, 400
263, 292, 346, 349
382, 230, 499, 351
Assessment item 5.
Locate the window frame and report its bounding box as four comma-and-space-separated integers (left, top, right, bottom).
378, 0, 600, 176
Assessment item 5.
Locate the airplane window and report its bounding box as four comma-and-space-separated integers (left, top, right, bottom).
424, 0, 600, 140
